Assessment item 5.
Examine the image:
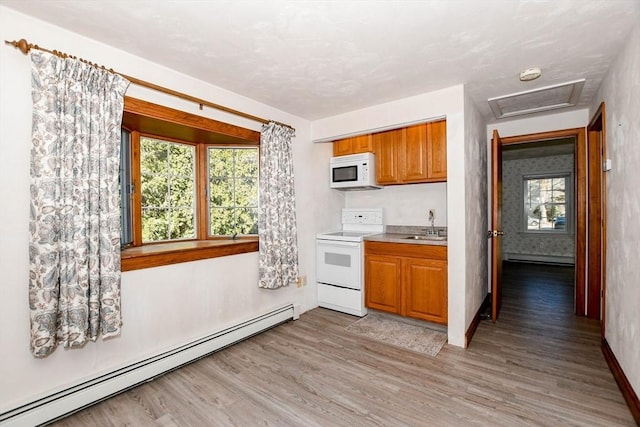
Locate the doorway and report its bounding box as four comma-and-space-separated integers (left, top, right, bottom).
491, 128, 587, 321
502, 138, 576, 263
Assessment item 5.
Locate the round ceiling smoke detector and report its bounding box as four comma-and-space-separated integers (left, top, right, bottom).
519, 67, 542, 81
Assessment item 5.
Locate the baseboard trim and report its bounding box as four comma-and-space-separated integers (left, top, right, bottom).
601, 337, 640, 425
465, 294, 490, 347
0, 304, 294, 427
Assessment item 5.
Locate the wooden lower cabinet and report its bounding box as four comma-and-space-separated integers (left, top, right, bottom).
365, 241, 448, 324
403, 257, 448, 323
365, 254, 402, 314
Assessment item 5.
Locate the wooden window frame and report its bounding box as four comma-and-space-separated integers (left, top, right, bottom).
121, 97, 260, 271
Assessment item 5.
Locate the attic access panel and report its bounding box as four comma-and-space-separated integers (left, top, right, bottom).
488, 79, 585, 119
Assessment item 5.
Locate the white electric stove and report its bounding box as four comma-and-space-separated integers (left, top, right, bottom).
316, 208, 384, 316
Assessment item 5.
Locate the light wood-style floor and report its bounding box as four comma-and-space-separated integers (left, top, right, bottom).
51, 262, 635, 426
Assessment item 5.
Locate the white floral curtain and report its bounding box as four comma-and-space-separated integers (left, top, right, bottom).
29, 51, 130, 357
258, 122, 299, 289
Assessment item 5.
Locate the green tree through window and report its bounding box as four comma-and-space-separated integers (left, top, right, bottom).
136, 139, 259, 242
140, 137, 196, 242
209, 147, 259, 236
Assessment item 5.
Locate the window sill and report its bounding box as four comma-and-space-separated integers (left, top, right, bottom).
121, 238, 258, 271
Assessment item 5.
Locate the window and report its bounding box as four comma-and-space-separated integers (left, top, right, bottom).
141, 137, 197, 242
120, 129, 133, 246
124, 136, 259, 243
208, 147, 259, 236
119, 97, 261, 271
524, 174, 569, 232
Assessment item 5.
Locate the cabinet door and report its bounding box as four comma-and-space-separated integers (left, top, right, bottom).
365, 254, 402, 314
402, 258, 448, 324
351, 134, 373, 154
333, 138, 353, 156
426, 120, 447, 180
333, 135, 374, 156
373, 128, 402, 184
400, 123, 428, 182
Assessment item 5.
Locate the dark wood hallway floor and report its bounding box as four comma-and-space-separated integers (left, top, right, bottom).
498, 260, 580, 340
50, 262, 635, 426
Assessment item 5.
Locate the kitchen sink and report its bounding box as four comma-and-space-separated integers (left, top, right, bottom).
403, 235, 447, 241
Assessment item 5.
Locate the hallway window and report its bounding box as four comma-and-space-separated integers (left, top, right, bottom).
524, 174, 569, 232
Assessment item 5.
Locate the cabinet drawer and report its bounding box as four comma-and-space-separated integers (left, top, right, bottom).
364, 241, 447, 260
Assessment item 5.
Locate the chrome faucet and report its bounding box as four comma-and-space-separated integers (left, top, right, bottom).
427, 210, 436, 235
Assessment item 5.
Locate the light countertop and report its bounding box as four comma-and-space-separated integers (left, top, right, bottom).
364, 233, 448, 246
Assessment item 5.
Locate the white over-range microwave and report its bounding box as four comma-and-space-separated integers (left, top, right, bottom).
330, 152, 382, 190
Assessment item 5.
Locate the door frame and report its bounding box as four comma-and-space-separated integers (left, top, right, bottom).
490, 130, 503, 322
587, 102, 607, 330
493, 127, 587, 316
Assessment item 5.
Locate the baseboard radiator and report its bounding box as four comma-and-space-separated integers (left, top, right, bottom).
504, 253, 575, 265
0, 304, 294, 427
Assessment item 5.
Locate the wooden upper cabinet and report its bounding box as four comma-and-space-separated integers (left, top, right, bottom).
373, 128, 402, 184
352, 134, 373, 153
400, 123, 429, 182
426, 120, 447, 180
332, 134, 373, 156
333, 138, 353, 156
373, 119, 447, 185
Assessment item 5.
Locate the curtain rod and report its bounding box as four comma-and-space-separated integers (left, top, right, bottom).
4, 38, 295, 131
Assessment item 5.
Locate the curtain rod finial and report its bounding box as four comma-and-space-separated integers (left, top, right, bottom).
5, 38, 31, 55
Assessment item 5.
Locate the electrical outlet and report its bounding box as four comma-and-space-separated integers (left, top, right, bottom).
428, 209, 436, 221
296, 275, 307, 288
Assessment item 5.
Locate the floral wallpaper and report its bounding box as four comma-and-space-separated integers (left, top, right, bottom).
502, 153, 575, 263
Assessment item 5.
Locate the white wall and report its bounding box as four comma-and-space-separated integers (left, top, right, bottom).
0, 6, 343, 412
463, 88, 488, 336
591, 20, 640, 397
486, 108, 589, 141
312, 87, 456, 142
311, 85, 470, 347
344, 183, 447, 227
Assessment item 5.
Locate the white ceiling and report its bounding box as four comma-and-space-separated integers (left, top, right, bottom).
2, 0, 638, 122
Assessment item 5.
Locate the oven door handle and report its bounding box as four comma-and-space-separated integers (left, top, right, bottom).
317, 240, 360, 248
